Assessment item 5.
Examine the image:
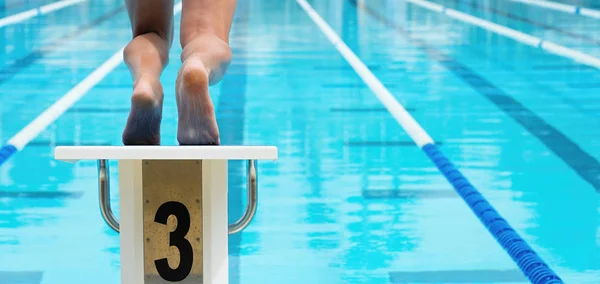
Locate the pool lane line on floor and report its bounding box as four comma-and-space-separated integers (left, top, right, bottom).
0, 0, 87, 28
403, 0, 600, 70
296, 0, 563, 283
0, 2, 183, 166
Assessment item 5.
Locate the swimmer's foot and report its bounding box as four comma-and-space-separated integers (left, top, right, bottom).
122, 77, 163, 145
176, 57, 220, 145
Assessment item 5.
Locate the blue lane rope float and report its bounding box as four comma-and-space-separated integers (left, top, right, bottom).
0, 144, 17, 166
423, 144, 563, 284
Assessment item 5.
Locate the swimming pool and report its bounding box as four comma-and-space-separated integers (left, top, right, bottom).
1, 0, 599, 283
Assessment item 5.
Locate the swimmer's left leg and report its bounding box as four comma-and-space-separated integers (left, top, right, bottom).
122, 0, 174, 145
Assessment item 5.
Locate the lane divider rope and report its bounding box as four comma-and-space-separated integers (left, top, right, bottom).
509, 0, 600, 19
0, 0, 87, 28
404, 0, 600, 70
296, 0, 563, 282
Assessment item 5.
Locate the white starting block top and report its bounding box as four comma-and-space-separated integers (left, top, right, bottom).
54, 145, 278, 162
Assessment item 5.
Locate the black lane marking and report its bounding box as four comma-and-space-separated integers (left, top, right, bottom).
28, 141, 112, 147
363, 189, 458, 199
68, 107, 130, 113
0, 191, 83, 199
330, 107, 416, 112
390, 269, 526, 283
0, 271, 44, 283
346, 141, 442, 147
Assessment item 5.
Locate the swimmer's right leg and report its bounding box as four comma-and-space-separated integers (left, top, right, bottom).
122, 0, 174, 145
175, 0, 237, 145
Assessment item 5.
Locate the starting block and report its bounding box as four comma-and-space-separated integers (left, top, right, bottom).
54, 146, 278, 284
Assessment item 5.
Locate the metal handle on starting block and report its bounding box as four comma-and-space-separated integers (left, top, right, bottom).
97, 159, 259, 235
228, 160, 258, 235
98, 159, 120, 233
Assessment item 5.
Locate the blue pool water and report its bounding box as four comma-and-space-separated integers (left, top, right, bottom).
1, 0, 600, 283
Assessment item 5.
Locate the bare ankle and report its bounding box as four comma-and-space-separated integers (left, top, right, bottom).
179, 35, 232, 85
181, 33, 231, 62
124, 32, 171, 85
130, 74, 163, 105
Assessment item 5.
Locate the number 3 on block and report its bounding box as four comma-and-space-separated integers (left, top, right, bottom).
154, 201, 194, 281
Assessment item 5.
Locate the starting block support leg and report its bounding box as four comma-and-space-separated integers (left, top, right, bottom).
200, 159, 229, 283
54, 146, 277, 284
